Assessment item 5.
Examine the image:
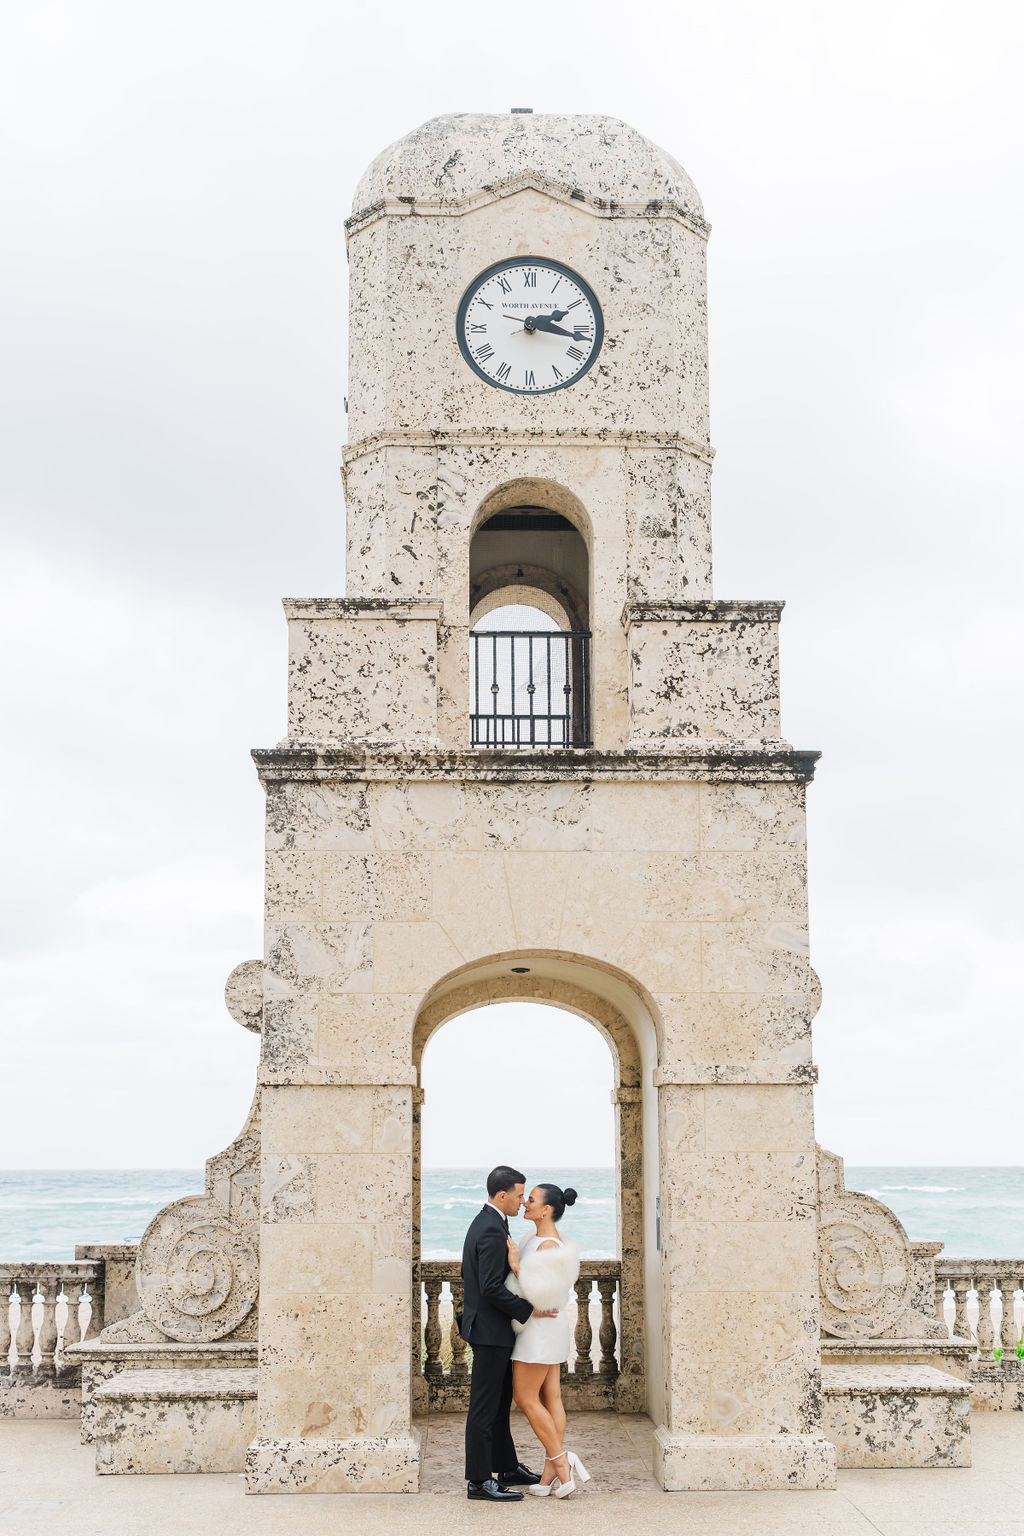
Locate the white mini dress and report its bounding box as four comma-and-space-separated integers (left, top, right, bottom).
509, 1235, 578, 1365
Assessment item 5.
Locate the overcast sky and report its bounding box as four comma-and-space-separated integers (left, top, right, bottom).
2, 1, 1021, 1171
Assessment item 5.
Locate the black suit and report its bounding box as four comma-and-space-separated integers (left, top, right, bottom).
460, 1203, 533, 1483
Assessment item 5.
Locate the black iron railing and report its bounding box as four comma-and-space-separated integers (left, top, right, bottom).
471, 630, 591, 748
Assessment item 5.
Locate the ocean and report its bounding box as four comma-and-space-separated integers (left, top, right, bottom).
0, 1166, 1021, 1263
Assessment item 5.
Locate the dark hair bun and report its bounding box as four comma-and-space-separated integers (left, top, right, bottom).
563, 1188, 578, 1207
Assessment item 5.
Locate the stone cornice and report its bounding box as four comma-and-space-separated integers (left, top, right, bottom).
341, 427, 715, 469
345, 173, 710, 243
282, 599, 443, 622
67, 1340, 255, 1363
251, 745, 820, 785
622, 600, 786, 629
653, 1064, 819, 1086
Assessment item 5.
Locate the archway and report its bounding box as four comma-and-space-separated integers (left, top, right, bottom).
409, 952, 662, 1422
468, 484, 592, 748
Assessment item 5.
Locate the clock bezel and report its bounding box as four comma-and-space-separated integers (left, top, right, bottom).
456, 256, 604, 395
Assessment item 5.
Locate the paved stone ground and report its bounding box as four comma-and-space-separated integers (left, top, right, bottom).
3, 1411, 1024, 1535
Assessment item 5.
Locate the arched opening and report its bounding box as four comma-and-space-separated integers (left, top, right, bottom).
469, 487, 592, 748
409, 953, 660, 1422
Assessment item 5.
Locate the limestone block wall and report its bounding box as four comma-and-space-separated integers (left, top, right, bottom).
259, 775, 812, 1082
257, 1083, 412, 1444
345, 187, 710, 444
305, 477, 746, 755
254, 764, 822, 1474
284, 600, 441, 748
343, 442, 714, 617
625, 602, 785, 747
658, 1081, 820, 1434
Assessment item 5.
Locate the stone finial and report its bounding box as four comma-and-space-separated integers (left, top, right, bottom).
224, 961, 264, 1034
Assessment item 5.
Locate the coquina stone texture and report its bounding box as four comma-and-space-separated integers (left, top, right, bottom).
93, 1369, 256, 1475
77, 111, 959, 1495
821, 1365, 971, 1469
238, 108, 836, 1496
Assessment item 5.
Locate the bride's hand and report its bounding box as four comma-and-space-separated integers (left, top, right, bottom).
506, 1236, 520, 1274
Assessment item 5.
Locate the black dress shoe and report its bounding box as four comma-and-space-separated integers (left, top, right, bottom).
496, 1463, 542, 1485
467, 1479, 524, 1501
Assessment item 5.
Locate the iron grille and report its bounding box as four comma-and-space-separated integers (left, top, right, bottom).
470, 630, 591, 748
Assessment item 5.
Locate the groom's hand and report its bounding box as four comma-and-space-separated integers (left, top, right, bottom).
506, 1237, 520, 1274
532, 1309, 558, 1319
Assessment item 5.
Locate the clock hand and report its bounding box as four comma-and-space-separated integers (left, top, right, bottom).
540, 310, 591, 338
530, 315, 578, 339
499, 311, 590, 340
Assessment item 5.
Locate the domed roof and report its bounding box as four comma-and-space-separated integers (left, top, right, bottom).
351, 113, 704, 224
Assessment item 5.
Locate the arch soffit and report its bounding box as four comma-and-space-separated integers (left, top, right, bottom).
470, 579, 581, 632
469, 478, 593, 549
414, 969, 648, 1088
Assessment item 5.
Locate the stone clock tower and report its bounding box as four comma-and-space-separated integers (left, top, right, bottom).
244, 112, 837, 1495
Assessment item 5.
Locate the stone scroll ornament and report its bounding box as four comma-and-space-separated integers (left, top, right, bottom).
817, 1147, 914, 1339
135, 1195, 258, 1342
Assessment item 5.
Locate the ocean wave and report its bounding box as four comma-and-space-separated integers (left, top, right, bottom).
874, 1185, 964, 1195
0, 1194, 195, 1208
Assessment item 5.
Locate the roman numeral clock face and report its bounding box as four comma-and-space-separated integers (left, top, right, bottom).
456, 258, 603, 394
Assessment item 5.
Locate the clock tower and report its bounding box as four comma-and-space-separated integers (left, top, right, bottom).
247, 112, 836, 1496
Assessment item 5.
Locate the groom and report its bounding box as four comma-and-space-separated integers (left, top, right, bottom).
460, 1165, 550, 1502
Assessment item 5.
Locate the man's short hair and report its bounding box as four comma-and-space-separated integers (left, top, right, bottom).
486, 1165, 526, 1197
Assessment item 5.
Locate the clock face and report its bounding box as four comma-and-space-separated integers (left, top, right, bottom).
456, 258, 603, 395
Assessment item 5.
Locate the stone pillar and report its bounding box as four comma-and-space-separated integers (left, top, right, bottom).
245, 1082, 419, 1494
653, 1077, 835, 1490
649, 777, 835, 1491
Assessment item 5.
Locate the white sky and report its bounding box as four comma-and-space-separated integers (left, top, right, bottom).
2, 1, 1021, 1169
422, 1005, 615, 1169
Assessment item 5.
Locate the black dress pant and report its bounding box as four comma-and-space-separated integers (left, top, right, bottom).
464, 1343, 518, 1482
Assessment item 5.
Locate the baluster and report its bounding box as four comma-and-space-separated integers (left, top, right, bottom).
0, 1277, 12, 1376
60, 1280, 82, 1367
975, 1275, 995, 1353
450, 1278, 468, 1379
82, 1279, 104, 1342
12, 1282, 35, 1376
1000, 1276, 1019, 1352
597, 1278, 618, 1379
423, 1277, 442, 1377
35, 1279, 59, 1380
573, 1278, 594, 1377
952, 1278, 970, 1341
935, 1279, 951, 1336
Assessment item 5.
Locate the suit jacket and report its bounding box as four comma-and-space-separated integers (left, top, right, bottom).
459, 1204, 534, 1347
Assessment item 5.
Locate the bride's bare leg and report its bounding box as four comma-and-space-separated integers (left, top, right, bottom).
512, 1362, 565, 1486
540, 1363, 566, 1450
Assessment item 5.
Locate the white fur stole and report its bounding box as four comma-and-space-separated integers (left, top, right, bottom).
507, 1238, 580, 1333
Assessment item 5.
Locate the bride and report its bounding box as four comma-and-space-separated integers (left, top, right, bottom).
505, 1182, 592, 1498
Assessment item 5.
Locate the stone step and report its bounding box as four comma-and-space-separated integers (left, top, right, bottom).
92, 1368, 257, 1475
822, 1364, 971, 1469
821, 1335, 977, 1381
70, 1337, 257, 1443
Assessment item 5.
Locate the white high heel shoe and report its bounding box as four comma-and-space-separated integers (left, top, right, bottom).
552, 1451, 590, 1498
527, 1455, 564, 1496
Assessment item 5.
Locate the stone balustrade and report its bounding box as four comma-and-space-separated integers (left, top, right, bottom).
1, 1263, 104, 1412
419, 1259, 621, 1411
935, 1260, 1023, 1355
